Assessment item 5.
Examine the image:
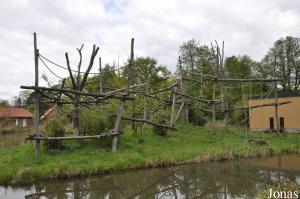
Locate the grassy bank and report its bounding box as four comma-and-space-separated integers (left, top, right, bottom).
1, 124, 300, 185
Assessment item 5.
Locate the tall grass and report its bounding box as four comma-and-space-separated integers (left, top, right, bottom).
0, 124, 299, 185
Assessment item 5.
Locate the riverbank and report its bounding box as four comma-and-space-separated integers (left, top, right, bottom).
1, 124, 300, 185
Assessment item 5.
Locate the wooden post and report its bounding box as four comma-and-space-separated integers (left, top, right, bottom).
274, 67, 280, 135
175, 102, 185, 124
112, 100, 125, 152
211, 80, 216, 128
128, 38, 134, 88
128, 38, 137, 130
143, 77, 149, 125
241, 85, 247, 131
178, 56, 188, 123
169, 87, 177, 127
99, 57, 103, 94
33, 32, 40, 155
112, 38, 134, 151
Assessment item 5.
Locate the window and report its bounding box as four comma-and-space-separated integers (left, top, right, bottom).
269, 117, 274, 129
280, 117, 284, 130
22, 119, 27, 127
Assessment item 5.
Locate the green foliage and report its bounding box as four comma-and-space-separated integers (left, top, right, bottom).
80, 109, 112, 135
260, 36, 300, 93
0, 99, 9, 107
43, 116, 66, 150
189, 109, 207, 126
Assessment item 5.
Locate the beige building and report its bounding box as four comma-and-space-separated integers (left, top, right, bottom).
249, 94, 300, 133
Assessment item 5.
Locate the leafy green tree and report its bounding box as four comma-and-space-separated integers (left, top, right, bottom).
261, 36, 300, 93
0, 99, 9, 107
225, 55, 254, 79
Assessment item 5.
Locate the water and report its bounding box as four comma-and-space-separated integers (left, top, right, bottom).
1, 155, 300, 199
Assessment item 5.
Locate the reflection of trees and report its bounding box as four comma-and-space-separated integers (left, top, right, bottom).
23, 158, 300, 199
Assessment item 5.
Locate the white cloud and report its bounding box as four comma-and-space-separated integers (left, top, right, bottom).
0, 0, 299, 99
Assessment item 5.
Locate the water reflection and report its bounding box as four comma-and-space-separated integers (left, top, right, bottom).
1, 155, 300, 199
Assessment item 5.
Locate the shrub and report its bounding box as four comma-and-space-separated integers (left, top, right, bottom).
152, 120, 168, 136
80, 109, 111, 135
43, 116, 66, 150
189, 109, 207, 126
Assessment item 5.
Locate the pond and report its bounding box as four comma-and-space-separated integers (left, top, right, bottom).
1, 155, 300, 199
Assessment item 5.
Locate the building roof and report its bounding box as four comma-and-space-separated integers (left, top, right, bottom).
41, 107, 56, 120
251, 92, 300, 100
0, 107, 33, 118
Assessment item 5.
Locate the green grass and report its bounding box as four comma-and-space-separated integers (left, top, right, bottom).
1, 124, 300, 185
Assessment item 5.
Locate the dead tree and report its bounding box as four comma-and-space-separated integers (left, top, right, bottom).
65, 44, 99, 135
211, 41, 228, 127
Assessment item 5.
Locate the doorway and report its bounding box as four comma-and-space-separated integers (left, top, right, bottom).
269, 117, 274, 129
280, 117, 284, 130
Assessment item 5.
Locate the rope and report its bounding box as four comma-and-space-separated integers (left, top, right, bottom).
39, 56, 64, 80
39, 54, 125, 74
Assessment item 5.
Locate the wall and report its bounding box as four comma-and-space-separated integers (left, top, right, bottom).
249, 96, 300, 133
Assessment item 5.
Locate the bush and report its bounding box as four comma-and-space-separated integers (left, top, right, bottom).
152, 120, 168, 136
189, 109, 207, 126
80, 110, 111, 135
43, 116, 66, 150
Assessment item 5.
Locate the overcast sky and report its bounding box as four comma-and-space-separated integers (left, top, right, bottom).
0, 0, 299, 100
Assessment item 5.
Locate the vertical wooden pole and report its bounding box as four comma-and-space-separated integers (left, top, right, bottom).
143, 77, 149, 125
112, 100, 125, 152
129, 38, 137, 131
175, 102, 185, 124
178, 56, 187, 123
211, 80, 216, 128
274, 68, 280, 135
169, 87, 177, 127
241, 85, 247, 131
99, 57, 103, 94
128, 38, 134, 88
33, 32, 40, 155
185, 104, 189, 123
112, 38, 134, 152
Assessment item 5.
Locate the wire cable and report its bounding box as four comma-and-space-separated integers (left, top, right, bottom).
39, 56, 64, 80
39, 54, 126, 74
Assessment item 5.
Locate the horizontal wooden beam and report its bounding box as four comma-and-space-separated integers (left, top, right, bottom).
183, 76, 282, 83
248, 101, 291, 110
110, 114, 177, 131
102, 84, 144, 96
26, 130, 121, 141
150, 83, 178, 95
217, 78, 283, 82
220, 101, 292, 112
175, 92, 220, 104
20, 85, 135, 100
